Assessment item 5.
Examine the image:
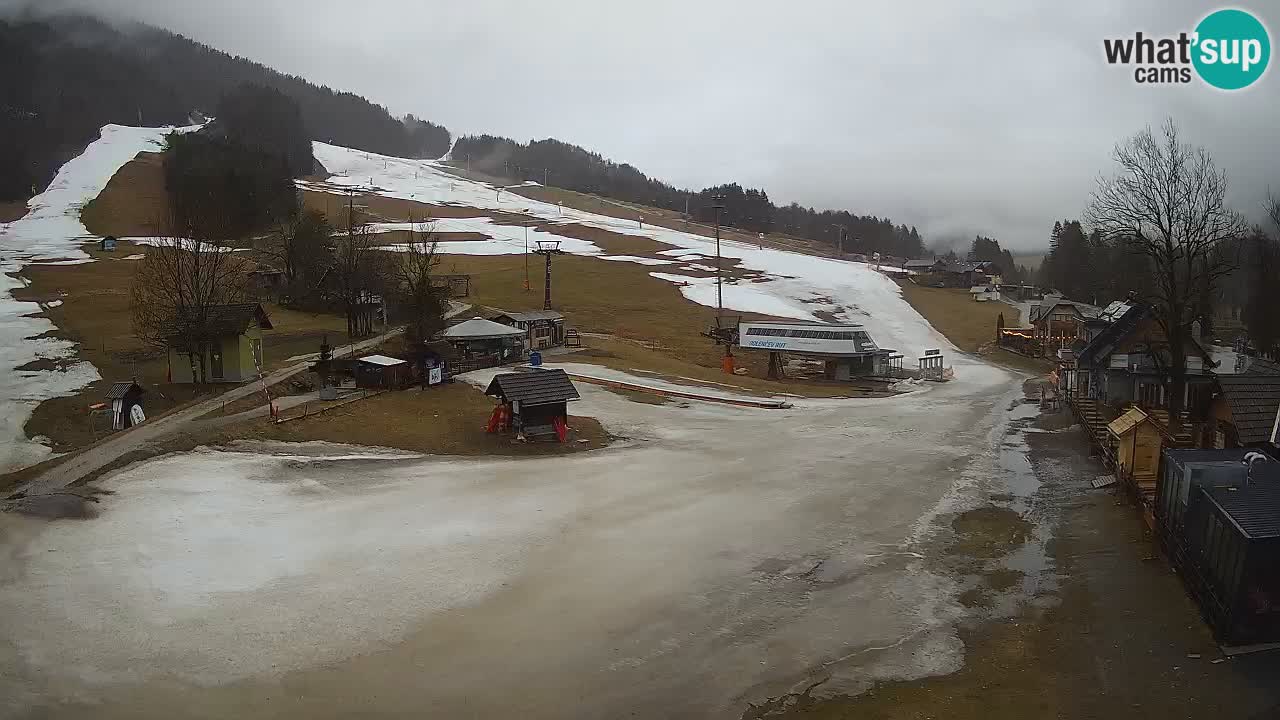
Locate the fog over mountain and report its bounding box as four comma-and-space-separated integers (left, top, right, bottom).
14, 0, 1279, 250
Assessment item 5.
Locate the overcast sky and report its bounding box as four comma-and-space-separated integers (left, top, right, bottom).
30, 0, 1280, 250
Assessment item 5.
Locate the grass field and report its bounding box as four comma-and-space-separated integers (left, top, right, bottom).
895, 279, 1052, 375
16, 240, 350, 451
259, 381, 610, 455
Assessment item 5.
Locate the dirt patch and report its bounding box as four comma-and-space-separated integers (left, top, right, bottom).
80, 152, 168, 237
984, 567, 1025, 591
524, 221, 673, 256
948, 506, 1032, 559
0, 200, 28, 223
604, 387, 672, 405
14, 357, 80, 372
368, 230, 491, 246
300, 188, 526, 226
958, 587, 993, 609
5, 486, 113, 519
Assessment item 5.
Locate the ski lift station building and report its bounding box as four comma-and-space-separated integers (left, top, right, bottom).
737, 321, 898, 380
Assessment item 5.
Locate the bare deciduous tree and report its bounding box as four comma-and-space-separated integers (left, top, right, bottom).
332, 195, 387, 339
131, 219, 252, 383
1085, 119, 1247, 420
258, 208, 333, 306
394, 222, 447, 347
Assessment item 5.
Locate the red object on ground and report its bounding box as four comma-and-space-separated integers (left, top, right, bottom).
487, 404, 509, 433
721, 355, 735, 374
553, 416, 567, 442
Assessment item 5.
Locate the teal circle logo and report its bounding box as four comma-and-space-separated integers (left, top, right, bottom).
1192, 9, 1270, 90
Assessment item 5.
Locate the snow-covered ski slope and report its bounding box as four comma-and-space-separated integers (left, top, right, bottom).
309, 142, 964, 365
0, 124, 197, 471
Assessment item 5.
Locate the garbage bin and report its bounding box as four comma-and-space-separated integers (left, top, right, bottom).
529, 351, 543, 366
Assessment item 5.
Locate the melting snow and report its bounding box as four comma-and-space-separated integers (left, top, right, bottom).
600, 255, 676, 266
308, 141, 959, 365
0, 123, 198, 470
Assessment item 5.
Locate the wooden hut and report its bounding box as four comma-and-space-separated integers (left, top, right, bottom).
484, 369, 580, 441
104, 380, 146, 430
1108, 406, 1163, 496
354, 354, 409, 389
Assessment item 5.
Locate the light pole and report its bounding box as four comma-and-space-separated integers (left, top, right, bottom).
523, 209, 531, 291
712, 194, 733, 372
713, 194, 725, 316
830, 223, 847, 255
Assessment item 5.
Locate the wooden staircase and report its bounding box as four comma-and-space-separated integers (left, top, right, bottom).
1145, 409, 1196, 448
1070, 397, 1116, 465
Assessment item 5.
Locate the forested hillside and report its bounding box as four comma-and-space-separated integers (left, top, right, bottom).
0, 13, 451, 202
452, 135, 927, 259
7, 11, 937, 260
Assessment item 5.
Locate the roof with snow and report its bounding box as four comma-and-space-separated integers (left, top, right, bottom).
357, 354, 406, 367
442, 317, 526, 340
943, 261, 996, 274
1076, 303, 1147, 366
738, 321, 880, 356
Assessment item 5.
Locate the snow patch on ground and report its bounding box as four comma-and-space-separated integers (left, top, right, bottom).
0, 123, 198, 471
648, 273, 820, 321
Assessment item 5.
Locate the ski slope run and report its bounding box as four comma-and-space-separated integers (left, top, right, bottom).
0, 124, 197, 471
308, 142, 964, 366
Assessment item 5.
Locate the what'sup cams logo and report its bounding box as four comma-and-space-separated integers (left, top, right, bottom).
1104, 8, 1270, 89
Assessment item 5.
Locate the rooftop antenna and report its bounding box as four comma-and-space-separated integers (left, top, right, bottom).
534, 240, 563, 310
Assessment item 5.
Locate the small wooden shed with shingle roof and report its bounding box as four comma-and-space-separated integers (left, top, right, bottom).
484, 369, 580, 441
104, 380, 146, 430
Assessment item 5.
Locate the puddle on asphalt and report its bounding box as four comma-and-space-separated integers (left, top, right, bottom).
939, 391, 1064, 620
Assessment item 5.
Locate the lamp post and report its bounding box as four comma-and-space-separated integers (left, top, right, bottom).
713, 194, 725, 316
523, 209, 531, 291
712, 194, 734, 372
830, 223, 847, 255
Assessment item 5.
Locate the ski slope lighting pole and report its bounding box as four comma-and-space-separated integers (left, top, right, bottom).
523, 210, 531, 291
713, 194, 725, 317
